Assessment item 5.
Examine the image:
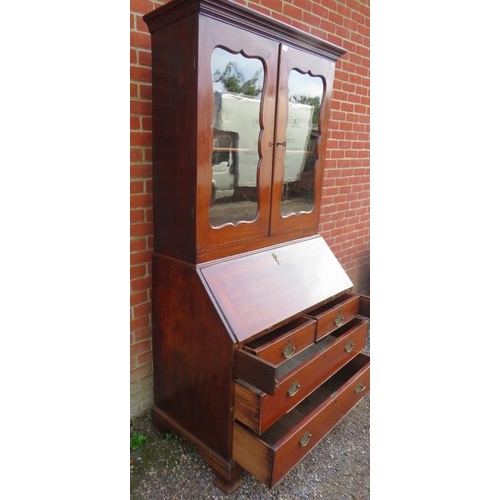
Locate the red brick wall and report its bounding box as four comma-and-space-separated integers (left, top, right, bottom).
130, 0, 370, 417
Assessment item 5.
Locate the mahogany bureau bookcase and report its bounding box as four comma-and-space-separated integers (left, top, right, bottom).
143, 0, 370, 493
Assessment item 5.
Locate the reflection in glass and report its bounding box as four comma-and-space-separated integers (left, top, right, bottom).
280, 70, 324, 216
210, 48, 264, 227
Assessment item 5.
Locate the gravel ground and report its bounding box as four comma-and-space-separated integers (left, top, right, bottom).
131, 335, 370, 500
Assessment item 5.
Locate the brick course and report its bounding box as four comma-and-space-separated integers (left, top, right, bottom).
130, 0, 370, 417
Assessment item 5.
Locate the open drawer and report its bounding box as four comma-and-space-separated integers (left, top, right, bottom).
233, 353, 370, 488
234, 317, 368, 434
242, 316, 316, 366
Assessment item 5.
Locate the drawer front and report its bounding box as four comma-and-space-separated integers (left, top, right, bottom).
272, 355, 370, 486
307, 294, 360, 341
234, 318, 368, 434
233, 353, 370, 487
243, 317, 316, 366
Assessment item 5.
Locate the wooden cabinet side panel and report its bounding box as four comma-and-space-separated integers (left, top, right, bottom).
152, 255, 235, 457
150, 15, 198, 261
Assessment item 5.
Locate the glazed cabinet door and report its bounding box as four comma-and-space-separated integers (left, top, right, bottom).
270, 46, 335, 238
197, 16, 279, 250
197, 17, 337, 256
145, 1, 345, 264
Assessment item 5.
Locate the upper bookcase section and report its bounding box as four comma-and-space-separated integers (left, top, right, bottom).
143, 0, 346, 62
143, 0, 347, 263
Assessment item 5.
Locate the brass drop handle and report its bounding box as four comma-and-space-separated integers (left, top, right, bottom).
354, 383, 366, 394
276, 141, 287, 147
287, 381, 300, 397
344, 341, 354, 353
334, 312, 345, 327
282, 341, 296, 359
299, 431, 312, 447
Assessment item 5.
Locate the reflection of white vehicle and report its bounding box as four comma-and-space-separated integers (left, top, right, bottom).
211, 92, 314, 201
211, 131, 237, 200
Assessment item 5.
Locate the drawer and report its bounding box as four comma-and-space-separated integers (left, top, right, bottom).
233, 353, 370, 488
234, 317, 368, 434
243, 317, 316, 366
306, 294, 360, 341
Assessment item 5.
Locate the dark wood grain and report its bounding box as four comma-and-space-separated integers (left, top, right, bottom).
200, 236, 354, 342
152, 254, 235, 458
148, 14, 199, 262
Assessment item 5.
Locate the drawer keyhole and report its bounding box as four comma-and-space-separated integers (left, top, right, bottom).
287, 381, 300, 397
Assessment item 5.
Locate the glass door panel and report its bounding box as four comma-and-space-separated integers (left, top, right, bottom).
197, 17, 279, 252
281, 70, 324, 216
270, 45, 335, 237
210, 48, 264, 226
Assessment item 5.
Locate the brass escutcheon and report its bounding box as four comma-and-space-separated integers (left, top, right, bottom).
282, 341, 296, 359
334, 312, 345, 327
354, 383, 366, 394
344, 341, 354, 353
287, 381, 300, 397
299, 431, 312, 447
